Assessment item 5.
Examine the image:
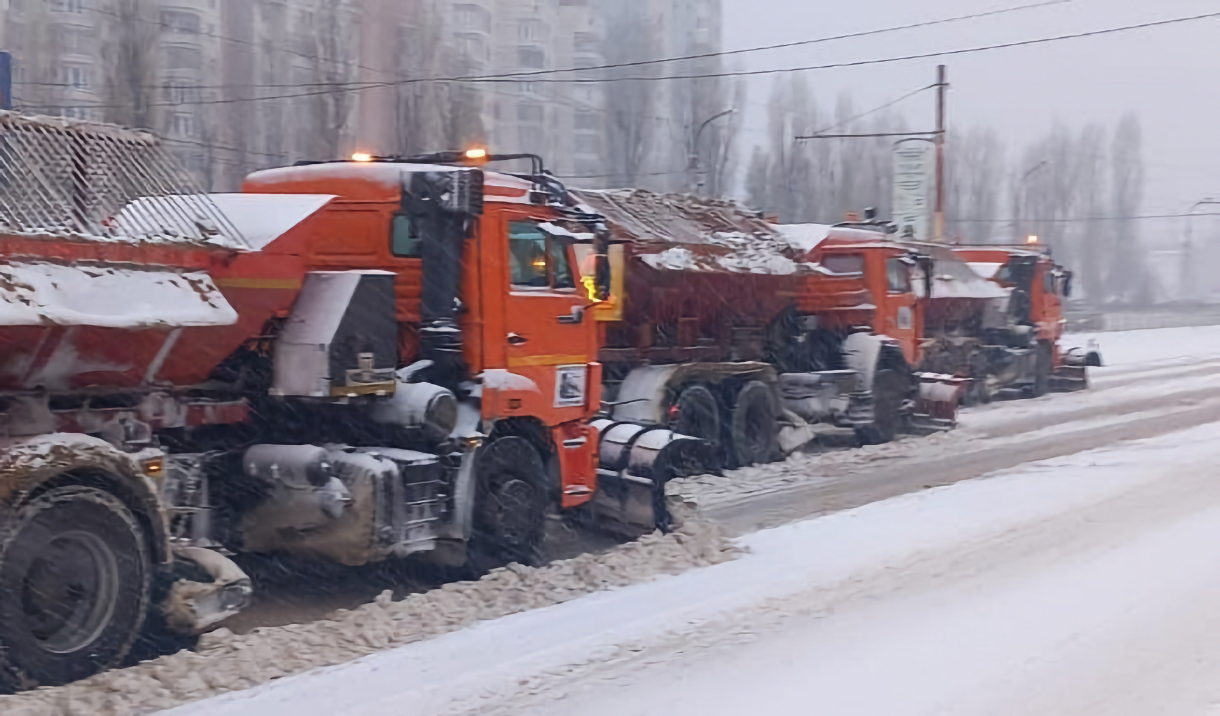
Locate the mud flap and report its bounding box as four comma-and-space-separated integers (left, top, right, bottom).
1051, 365, 1089, 392
588, 419, 717, 535
908, 373, 968, 434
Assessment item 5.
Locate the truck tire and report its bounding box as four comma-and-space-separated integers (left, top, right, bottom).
856, 369, 903, 445
0, 486, 150, 689
731, 381, 778, 467
671, 384, 721, 442
1032, 341, 1052, 398
473, 437, 548, 567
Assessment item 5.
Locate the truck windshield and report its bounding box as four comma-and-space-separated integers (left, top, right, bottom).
509, 220, 574, 289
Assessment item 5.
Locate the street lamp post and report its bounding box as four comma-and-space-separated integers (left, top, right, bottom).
1182, 198, 1220, 301
1013, 159, 1051, 243
688, 107, 735, 195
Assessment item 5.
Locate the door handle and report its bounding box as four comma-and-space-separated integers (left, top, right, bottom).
557, 306, 586, 325
507, 333, 528, 346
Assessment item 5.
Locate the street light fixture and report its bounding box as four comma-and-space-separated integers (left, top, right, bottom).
688, 107, 736, 195
1182, 197, 1220, 301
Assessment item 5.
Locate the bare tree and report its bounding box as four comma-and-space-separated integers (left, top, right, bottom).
947, 125, 1006, 243
301, 3, 359, 161
102, 0, 158, 129
1109, 112, 1150, 303
745, 145, 770, 210
1072, 123, 1108, 299
601, 1, 659, 188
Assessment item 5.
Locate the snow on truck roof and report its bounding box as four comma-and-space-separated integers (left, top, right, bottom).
245, 161, 535, 203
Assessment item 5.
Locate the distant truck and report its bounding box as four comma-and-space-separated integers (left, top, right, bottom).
778, 221, 1099, 404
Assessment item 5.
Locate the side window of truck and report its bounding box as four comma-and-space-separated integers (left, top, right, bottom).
886, 258, 912, 293
509, 220, 574, 289
822, 253, 864, 275
390, 214, 421, 258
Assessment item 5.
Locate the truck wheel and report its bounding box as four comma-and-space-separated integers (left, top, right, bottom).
473, 437, 548, 567
0, 487, 150, 689
1032, 342, 1052, 398
856, 369, 903, 445
731, 381, 778, 467
671, 385, 721, 442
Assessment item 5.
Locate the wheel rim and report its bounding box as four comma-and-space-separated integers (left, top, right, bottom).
21, 530, 120, 655
490, 478, 537, 549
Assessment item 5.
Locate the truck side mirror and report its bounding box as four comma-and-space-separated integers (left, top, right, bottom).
1063, 271, 1074, 298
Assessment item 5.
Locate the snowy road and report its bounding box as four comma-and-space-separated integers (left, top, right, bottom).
179, 419, 1220, 716
167, 325, 1220, 716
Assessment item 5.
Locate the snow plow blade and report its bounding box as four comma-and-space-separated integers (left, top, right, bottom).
589, 419, 718, 535
1053, 346, 1101, 392
908, 373, 969, 435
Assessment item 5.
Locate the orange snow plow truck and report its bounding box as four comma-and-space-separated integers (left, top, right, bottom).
0, 114, 712, 688
778, 220, 1100, 403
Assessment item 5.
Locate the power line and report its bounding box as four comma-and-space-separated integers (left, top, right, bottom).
803, 84, 936, 138
492, 10, 1220, 85
16, 0, 1071, 95
18, 9, 1219, 112
950, 212, 1220, 224
495, 0, 1075, 80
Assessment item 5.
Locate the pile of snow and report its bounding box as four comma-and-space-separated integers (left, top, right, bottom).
668, 432, 960, 511
0, 518, 736, 716
0, 261, 237, 328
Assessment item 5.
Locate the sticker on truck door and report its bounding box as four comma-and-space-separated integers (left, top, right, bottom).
897, 306, 914, 331
555, 365, 588, 407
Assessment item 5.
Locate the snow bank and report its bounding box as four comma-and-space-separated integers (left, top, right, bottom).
157, 419, 1220, 716
0, 262, 237, 328
0, 519, 735, 716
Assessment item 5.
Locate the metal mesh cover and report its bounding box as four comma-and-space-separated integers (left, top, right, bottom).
0, 111, 246, 247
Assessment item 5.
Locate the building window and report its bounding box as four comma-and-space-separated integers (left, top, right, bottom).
53, 65, 90, 89
161, 10, 201, 34
575, 133, 600, 155
575, 112, 600, 131
51, 0, 85, 13
164, 82, 202, 105
517, 47, 545, 69
518, 20, 542, 42
171, 113, 198, 138
574, 32, 599, 55
453, 3, 491, 33
517, 103, 543, 124
164, 46, 203, 71
518, 81, 539, 95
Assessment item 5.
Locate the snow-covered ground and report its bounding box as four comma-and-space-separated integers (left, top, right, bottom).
1062, 323, 1220, 367
172, 419, 1220, 716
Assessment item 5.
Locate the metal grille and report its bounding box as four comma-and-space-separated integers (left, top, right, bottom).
0, 111, 246, 247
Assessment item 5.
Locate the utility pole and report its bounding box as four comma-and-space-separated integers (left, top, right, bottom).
934, 64, 947, 242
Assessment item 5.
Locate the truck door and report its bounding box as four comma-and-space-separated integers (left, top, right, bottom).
881, 255, 920, 365
491, 214, 596, 419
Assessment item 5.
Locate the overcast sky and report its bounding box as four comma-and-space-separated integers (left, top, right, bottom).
722, 0, 1220, 242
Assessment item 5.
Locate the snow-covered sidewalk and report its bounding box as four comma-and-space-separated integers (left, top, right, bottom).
171, 418, 1220, 716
